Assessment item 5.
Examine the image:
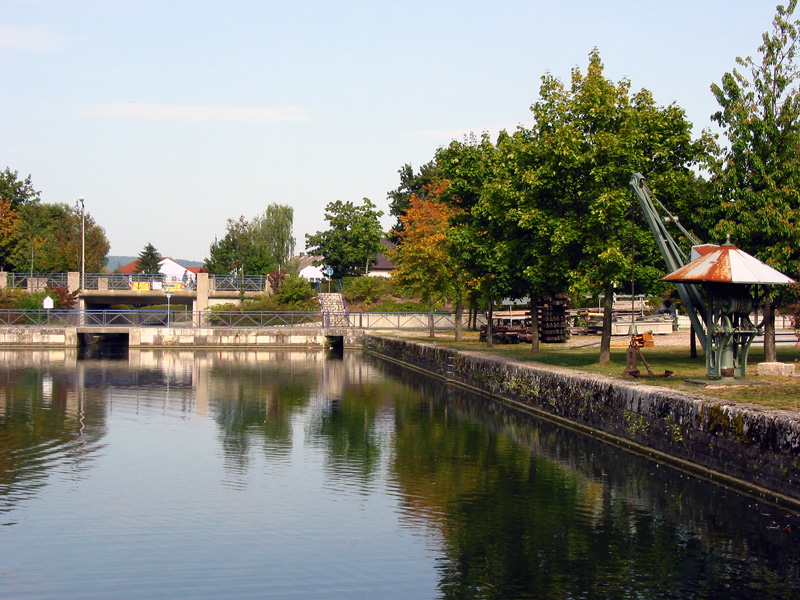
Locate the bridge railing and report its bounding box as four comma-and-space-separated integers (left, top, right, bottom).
83, 273, 168, 291
7, 273, 69, 290
203, 311, 320, 327
209, 275, 268, 292
0, 309, 476, 329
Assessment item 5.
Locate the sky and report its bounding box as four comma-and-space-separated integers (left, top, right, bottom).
1, 0, 784, 262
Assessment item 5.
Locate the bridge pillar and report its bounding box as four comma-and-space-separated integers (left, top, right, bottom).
194, 273, 210, 326
68, 272, 80, 292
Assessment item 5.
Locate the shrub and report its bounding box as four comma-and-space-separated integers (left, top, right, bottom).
368, 298, 429, 312
211, 274, 318, 312
277, 274, 316, 308
0, 289, 27, 309
343, 276, 394, 305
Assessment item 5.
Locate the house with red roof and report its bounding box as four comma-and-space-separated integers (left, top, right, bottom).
118, 257, 205, 289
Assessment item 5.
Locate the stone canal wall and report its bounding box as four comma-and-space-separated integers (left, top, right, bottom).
364, 335, 800, 507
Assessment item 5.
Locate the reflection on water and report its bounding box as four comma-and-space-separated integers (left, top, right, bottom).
0, 349, 798, 599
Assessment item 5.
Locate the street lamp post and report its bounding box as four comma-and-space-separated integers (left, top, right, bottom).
164, 290, 173, 327
77, 198, 85, 289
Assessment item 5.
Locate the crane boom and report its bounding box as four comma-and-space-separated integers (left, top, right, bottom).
629, 173, 708, 351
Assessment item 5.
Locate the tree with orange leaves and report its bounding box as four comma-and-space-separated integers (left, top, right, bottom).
389, 182, 466, 339
0, 198, 20, 270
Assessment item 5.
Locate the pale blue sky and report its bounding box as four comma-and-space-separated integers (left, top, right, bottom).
1, 0, 781, 260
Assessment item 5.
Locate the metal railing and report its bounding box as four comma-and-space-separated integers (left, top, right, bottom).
7, 273, 69, 290
338, 312, 472, 329
0, 309, 479, 330
86, 273, 169, 291
5, 272, 270, 293
210, 275, 267, 292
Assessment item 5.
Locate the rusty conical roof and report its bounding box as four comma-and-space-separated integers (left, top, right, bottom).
661, 244, 795, 285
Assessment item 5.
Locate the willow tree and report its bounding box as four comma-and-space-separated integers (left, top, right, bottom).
205, 203, 296, 276
528, 50, 711, 362
707, 0, 800, 361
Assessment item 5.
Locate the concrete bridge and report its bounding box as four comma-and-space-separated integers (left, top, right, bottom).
0, 271, 265, 311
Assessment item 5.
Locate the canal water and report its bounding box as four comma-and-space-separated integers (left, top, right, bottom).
0, 348, 799, 599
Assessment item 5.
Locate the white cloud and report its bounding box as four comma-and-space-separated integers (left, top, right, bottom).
0, 25, 59, 52
84, 103, 312, 123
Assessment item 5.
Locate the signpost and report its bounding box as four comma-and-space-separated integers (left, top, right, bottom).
43, 296, 53, 323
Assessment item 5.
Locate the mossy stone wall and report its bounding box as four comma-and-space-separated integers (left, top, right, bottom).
364, 335, 800, 506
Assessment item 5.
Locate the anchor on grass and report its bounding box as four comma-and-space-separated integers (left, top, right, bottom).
622, 326, 673, 379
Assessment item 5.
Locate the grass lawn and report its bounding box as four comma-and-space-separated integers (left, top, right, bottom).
393, 331, 800, 412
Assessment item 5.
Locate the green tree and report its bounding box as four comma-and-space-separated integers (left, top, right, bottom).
437, 134, 516, 346
134, 242, 162, 274
706, 0, 800, 361
305, 198, 384, 279
387, 160, 440, 241
205, 204, 296, 276
250, 204, 295, 273
205, 216, 250, 275
0, 169, 40, 269
526, 50, 711, 361
9, 202, 109, 273
0, 168, 40, 210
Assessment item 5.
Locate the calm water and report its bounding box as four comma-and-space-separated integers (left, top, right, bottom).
1, 348, 799, 599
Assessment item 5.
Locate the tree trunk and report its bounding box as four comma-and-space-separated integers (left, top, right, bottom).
454, 297, 463, 341
529, 294, 540, 354
468, 299, 476, 330
764, 295, 777, 362
428, 298, 435, 339
486, 298, 494, 347
599, 283, 614, 364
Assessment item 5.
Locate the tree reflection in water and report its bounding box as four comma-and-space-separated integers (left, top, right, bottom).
0, 349, 798, 599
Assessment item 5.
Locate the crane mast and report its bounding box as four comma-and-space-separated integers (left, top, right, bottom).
628, 173, 708, 352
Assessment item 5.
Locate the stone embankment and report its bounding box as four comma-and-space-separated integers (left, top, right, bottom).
364, 335, 800, 507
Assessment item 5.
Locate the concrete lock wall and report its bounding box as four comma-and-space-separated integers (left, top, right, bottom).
130, 327, 363, 348
0, 327, 363, 348
0, 327, 79, 347
363, 335, 800, 507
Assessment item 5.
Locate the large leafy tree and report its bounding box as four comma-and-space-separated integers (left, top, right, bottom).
134, 242, 162, 274
205, 216, 250, 275
305, 198, 384, 279
525, 50, 711, 362
437, 134, 518, 346
478, 129, 578, 353
252, 204, 295, 272
0, 168, 40, 210
387, 160, 440, 241
0, 199, 20, 270
0, 169, 40, 269
389, 182, 465, 339
205, 204, 295, 276
9, 202, 109, 273
706, 0, 800, 361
